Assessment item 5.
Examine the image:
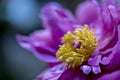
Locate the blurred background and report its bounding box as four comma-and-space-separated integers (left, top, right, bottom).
0, 0, 84, 80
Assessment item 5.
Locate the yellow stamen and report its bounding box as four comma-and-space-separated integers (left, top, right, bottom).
56, 25, 98, 68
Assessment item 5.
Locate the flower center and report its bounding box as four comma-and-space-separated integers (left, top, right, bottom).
56, 25, 98, 68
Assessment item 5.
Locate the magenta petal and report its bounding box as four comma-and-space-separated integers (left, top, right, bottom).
59, 69, 86, 80
16, 29, 58, 62
32, 48, 58, 62
28, 29, 55, 48
16, 34, 32, 51
96, 69, 120, 80
102, 26, 120, 70
40, 2, 76, 44
108, 5, 119, 23
34, 64, 67, 80
76, 1, 98, 24
40, 2, 75, 39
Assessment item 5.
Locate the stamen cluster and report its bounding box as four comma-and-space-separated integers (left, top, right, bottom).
56, 25, 98, 68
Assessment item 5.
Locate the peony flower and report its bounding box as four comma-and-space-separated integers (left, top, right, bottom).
17, 0, 120, 80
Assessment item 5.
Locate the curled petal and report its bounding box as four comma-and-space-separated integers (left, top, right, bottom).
99, 17, 118, 53
16, 34, 32, 51
16, 29, 58, 62
101, 26, 120, 70
108, 5, 120, 24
